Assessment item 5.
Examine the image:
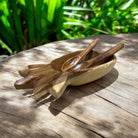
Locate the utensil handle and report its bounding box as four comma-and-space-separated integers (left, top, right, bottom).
86, 43, 124, 67
79, 38, 100, 62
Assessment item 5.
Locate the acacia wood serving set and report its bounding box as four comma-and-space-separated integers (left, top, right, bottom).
14, 39, 124, 100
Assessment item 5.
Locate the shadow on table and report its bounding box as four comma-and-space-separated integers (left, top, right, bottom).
40, 68, 119, 116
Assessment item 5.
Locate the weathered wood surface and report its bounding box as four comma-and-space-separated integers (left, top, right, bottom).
0, 33, 138, 138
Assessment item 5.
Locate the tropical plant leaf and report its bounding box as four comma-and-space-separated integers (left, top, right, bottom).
61, 29, 74, 39
47, 0, 57, 23
9, 0, 23, 50
0, 39, 12, 54
53, 0, 66, 31
64, 6, 93, 11
0, 0, 137, 54
120, 0, 135, 10
35, 0, 43, 43
25, 0, 35, 44
64, 11, 81, 17
0, 19, 19, 51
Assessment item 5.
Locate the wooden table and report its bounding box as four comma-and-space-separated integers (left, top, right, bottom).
0, 33, 138, 138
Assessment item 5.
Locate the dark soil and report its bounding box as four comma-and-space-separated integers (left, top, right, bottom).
0, 47, 10, 55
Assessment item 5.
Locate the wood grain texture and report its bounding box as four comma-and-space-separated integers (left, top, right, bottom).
0, 33, 138, 138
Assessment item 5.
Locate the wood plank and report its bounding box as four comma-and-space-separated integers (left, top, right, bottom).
79, 68, 138, 116
0, 33, 137, 137
0, 98, 102, 138
0, 112, 61, 138
0, 77, 137, 138
49, 88, 138, 138
1, 63, 137, 117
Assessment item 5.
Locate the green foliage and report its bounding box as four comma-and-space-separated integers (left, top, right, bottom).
0, 0, 66, 54
0, 0, 137, 54
63, 0, 138, 39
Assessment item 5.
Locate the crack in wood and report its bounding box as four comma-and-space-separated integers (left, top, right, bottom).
49, 106, 105, 138
96, 81, 136, 101
0, 109, 32, 121
78, 85, 138, 117
0, 97, 103, 137
95, 94, 138, 117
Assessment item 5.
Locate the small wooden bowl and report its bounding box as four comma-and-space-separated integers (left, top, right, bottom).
43, 50, 117, 99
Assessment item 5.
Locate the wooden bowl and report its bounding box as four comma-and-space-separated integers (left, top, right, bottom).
45, 50, 116, 99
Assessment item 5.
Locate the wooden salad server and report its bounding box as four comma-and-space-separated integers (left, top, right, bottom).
69, 43, 124, 72
61, 38, 100, 72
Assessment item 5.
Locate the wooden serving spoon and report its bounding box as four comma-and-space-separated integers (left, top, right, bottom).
69, 43, 124, 72
61, 38, 100, 72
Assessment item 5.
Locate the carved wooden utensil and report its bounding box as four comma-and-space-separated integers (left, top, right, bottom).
14, 42, 124, 100
69, 43, 124, 72
61, 38, 100, 72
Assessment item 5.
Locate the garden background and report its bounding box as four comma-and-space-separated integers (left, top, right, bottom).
0, 0, 137, 55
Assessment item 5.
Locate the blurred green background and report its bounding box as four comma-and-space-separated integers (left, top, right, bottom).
0, 0, 138, 55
